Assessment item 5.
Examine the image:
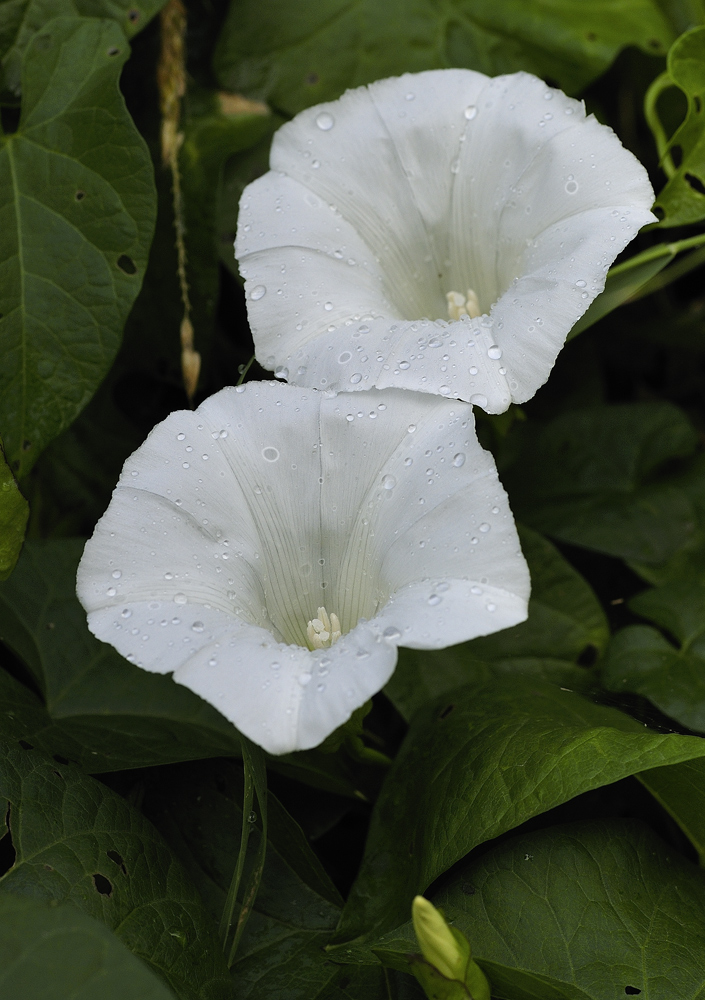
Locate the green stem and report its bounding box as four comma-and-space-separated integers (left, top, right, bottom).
644, 71, 678, 179
236, 354, 255, 386
610, 230, 705, 278
218, 756, 255, 947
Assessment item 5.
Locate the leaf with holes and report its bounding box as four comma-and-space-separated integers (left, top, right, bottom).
504, 402, 700, 565
0, 0, 165, 95
214, 0, 676, 117
364, 820, 705, 1000
0, 16, 156, 477
0, 895, 177, 999
385, 526, 607, 721
0, 439, 27, 580
331, 677, 705, 943
653, 26, 705, 226
0, 739, 232, 1000
601, 570, 705, 732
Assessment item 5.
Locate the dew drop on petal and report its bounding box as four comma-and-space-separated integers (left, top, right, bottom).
177, 432, 185, 441
111, 570, 122, 579
299, 672, 313, 685
208, 658, 217, 667
469, 366, 478, 375
471, 586, 482, 595
439, 385, 450, 395
382, 475, 396, 490
399, 360, 410, 369
349, 372, 362, 384
346, 413, 354, 422
383, 626, 401, 640
470, 393, 488, 407
427, 594, 442, 606
250, 284, 266, 301
575, 279, 587, 288
464, 105, 478, 120
404, 456, 413, 466
324, 301, 333, 311
174, 593, 187, 605
407, 423, 417, 433
106, 587, 116, 597
453, 453, 466, 467
316, 112, 334, 130
487, 345, 502, 360
262, 446, 280, 462
486, 602, 497, 612
191, 621, 204, 632
121, 608, 132, 619
479, 522, 491, 532
338, 351, 352, 364
274, 366, 288, 380
565, 178, 579, 194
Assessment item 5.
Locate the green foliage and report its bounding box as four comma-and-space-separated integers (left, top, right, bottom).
0, 740, 232, 999
214, 0, 677, 116
0, 894, 177, 1000
365, 820, 705, 999
332, 678, 705, 943
0, 439, 28, 579
638, 757, 705, 860
0, 17, 156, 477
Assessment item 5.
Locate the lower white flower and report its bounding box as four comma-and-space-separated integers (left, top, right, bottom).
236, 69, 656, 412
77, 383, 529, 754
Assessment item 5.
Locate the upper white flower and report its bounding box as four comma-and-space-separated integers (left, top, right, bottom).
77, 382, 529, 754
236, 69, 656, 412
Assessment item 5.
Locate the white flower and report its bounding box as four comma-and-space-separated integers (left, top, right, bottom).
77, 382, 529, 754
236, 70, 656, 412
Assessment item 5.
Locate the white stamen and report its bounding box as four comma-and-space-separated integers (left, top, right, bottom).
306, 606, 342, 650
446, 288, 481, 321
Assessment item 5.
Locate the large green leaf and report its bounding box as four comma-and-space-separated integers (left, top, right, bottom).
0, 0, 166, 94
0, 894, 177, 1000
332, 677, 705, 943
385, 526, 607, 721
0, 17, 156, 477
0, 740, 232, 1000
601, 571, 705, 731
214, 0, 677, 116
505, 402, 700, 565
366, 820, 705, 1000
652, 26, 705, 226
639, 757, 705, 860
0, 438, 28, 579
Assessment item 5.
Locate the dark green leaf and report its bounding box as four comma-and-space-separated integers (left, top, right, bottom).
0, 0, 166, 94
0, 17, 156, 476
653, 26, 705, 226
639, 757, 705, 860
333, 677, 705, 943
0, 895, 177, 1000
505, 402, 700, 564
214, 0, 676, 117
0, 740, 232, 1000
601, 571, 705, 731
0, 439, 28, 579
386, 527, 606, 721
367, 820, 705, 1000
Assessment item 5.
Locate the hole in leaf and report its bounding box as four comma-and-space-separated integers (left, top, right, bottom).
18, 740, 34, 750
75, 190, 85, 201
1, 105, 20, 135
51, 770, 64, 780
653, 205, 665, 221
306, 72, 319, 85
117, 254, 137, 275
461, 880, 476, 895
695, 95, 702, 113
439, 704, 454, 720
648, 38, 661, 49
21, 439, 31, 451
128, 8, 141, 23
685, 172, 705, 195
53, 755, 70, 765
671, 144, 682, 168
107, 46, 120, 56
0, 804, 15, 877
92, 873, 113, 896
577, 644, 598, 667
107, 849, 127, 875
625, 989, 642, 996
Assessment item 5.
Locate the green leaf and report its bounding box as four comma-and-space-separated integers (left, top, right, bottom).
0, 438, 28, 579
651, 26, 705, 226
214, 0, 676, 117
332, 677, 705, 943
601, 571, 705, 731
365, 819, 705, 1000
386, 527, 607, 722
0, 0, 166, 95
0, 895, 177, 1000
0, 739, 232, 1000
505, 402, 700, 565
638, 757, 705, 860
0, 16, 157, 477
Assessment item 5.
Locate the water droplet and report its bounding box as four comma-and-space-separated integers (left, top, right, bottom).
439, 385, 450, 395
274, 366, 288, 380
405, 92, 415, 101
486, 602, 497, 612
565, 178, 579, 194
471, 586, 482, 595
407, 423, 417, 433
111, 570, 122, 579
382, 474, 396, 490
575, 279, 587, 288
316, 683, 326, 692
399, 360, 410, 369
383, 626, 401, 640
464, 105, 478, 120
174, 593, 187, 605
450, 158, 460, 174
427, 594, 442, 606
324, 301, 333, 311
250, 284, 266, 301
428, 336, 442, 349
248, 811, 257, 823
346, 413, 354, 422
316, 111, 334, 130
487, 345, 502, 360
299, 672, 312, 685
177, 432, 185, 441
311, 159, 320, 168
453, 453, 466, 467
470, 393, 488, 407
479, 522, 490, 532
404, 456, 413, 466
270, 661, 280, 670
356, 649, 370, 659
262, 446, 280, 462
121, 608, 132, 619
106, 587, 116, 597
349, 372, 362, 384
182, 462, 190, 469
338, 351, 352, 364
469, 366, 478, 375
191, 621, 204, 632
208, 657, 217, 667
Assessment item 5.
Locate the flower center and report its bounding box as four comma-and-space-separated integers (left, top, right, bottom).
446, 288, 481, 321
306, 606, 342, 650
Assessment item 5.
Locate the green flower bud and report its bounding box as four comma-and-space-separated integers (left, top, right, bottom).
412, 896, 470, 982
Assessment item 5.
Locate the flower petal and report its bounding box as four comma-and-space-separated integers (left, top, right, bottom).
236, 69, 655, 410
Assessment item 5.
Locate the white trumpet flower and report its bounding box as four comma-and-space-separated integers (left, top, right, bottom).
77, 383, 529, 754
236, 69, 656, 412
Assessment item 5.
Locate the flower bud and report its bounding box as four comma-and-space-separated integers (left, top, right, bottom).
412, 896, 469, 982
